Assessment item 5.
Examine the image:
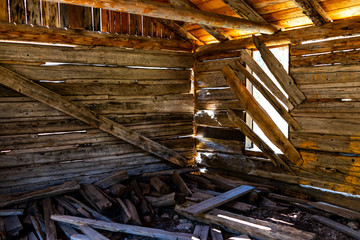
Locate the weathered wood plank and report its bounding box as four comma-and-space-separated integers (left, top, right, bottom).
291, 0, 332, 26
95, 170, 129, 189
43, 198, 57, 240
222, 64, 303, 167
195, 110, 244, 128
222, 0, 267, 23
309, 202, 360, 220
183, 185, 254, 215
42, 0, 278, 34
0, 22, 193, 52
51, 215, 193, 240
196, 137, 244, 155
0, 66, 187, 166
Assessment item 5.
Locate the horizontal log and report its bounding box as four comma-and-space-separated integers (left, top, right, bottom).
197, 17, 360, 55
299, 83, 360, 99
0, 23, 193, 52
197, 88, 237, 101
290, 101, 360, 118
43, 0, 278, 34
196, 71, 228, 88
0, 42, 194, 68
196, 58, 243, 72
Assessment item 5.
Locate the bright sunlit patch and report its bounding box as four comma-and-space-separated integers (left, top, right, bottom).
342, 99, 352, 101
268, 218, 294, 226
228, 237, 252, 240
211, 228, 221, 233
1, 150, 11, 153
300, 184, 360, 198
191, 237, 200, 240
0, 40, 76, 47
217, 215, 272, 231
38, 130, 87, 136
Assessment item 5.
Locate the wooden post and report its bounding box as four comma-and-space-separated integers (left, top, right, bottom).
227, 109, 295, 175
222, 64, 303, 167
0, 66, 187, 167
42, 0, 279, 34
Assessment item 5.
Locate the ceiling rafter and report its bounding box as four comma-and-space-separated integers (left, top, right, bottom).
292, 0, 332, 26
221, 0, 268, 23
42, 0, 279, 34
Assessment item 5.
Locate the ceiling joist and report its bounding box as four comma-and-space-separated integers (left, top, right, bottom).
222, 0, 268, 23
292, 0, 332, 26
43, 0, 279, 34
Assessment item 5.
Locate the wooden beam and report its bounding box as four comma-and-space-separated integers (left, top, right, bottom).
42, 0, 278, 34
0, 66, 187, 167
252, 35, 306, 106
221, 0, 267, 23
222, 64, 303, 167
227, 109, 295, 175
168, 0, 231, 42
239, 50, 294, 110
51, 215, 193, 240
234, 60, 300, 131
196, 17, 360, 56
292, 0, 332, 26
183, 185, 254, 215
0, 22, 193, 52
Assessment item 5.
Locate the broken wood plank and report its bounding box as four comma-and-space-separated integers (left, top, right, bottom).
116, 198, 132, 224
222, 65, 303, 167
239, 50, 293, 110
192, 225, 209, 240
0, 209, 24, 216
252, 35, 306, 106
222, 0, 267, 23
0, 180, 80, 208
225, 201, 256, 212
124, 199, 141, 225
311, 215, 360, 240
292, 0, 332, 26
0, 66, 187, 167
51, 215, 193, 240
108, 184, 127, 197
308, 202, 360, 220
176, 205, 316, 240
81, 184, 112, 212
172, 171, 192, 196
79, 225, 110, 240
42, 0, 278, 34
183, 185, 254, 215
141, 168, 197, 177
145, 192, 185, 208
234, 60, 300, 131
0, 22, 192, 52
30, 215, 46, 240
4, 215, 23, 237
58, 222, 90, 240
267, 193, 310, 205
227, 109, 295, 174
43, 198, 57, 240
150, 177, 172, 194
95, 170, 129, 189
210, 225, 223, 240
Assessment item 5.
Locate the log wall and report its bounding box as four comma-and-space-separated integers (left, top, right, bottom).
289, 36, 360, 192
0, 42, 195, 194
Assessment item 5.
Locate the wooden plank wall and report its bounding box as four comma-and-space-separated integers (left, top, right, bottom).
194, 57, 247, 163
2, 0, 177, 39
290, 36, 360, 190
0, 42, 194, 194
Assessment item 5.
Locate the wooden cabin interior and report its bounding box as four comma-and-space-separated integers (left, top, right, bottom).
1, 0, 360, 239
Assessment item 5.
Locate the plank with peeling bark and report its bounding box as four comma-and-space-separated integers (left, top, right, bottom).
183, 185, 254, 215
227, 109, 295, 175
42, 0, 278, 34
292, 0, 332, 26
0, 66, 187, 166
234, 61, 300, 130
51, 215, 193, 240
252, 35, 306, 106
0, 23, 192, 52
222, 65, 303, 167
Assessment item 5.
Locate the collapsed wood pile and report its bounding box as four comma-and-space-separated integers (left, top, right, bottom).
0, 169, 359, 240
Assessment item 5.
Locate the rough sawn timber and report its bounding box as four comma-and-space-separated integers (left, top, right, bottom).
42, 0, 279, 34
0, 66, 187, 167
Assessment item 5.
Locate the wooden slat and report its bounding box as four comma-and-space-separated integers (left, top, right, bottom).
42, 0, 278, 34
222, 64, 303, 167
222, 0, 267, 23
10, 0, 25, 24
183, 185, 254, 215
311, 215, 360, 239
0, 22, 193, 52
309, 202, 360, 220
252, 35, 306, 106
42, 1, 59, 27
291, 0, 332, 26
26, 0, 41, 25
0, 66, 188, 166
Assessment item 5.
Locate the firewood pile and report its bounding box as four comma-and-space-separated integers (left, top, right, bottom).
0, 168, 359, 240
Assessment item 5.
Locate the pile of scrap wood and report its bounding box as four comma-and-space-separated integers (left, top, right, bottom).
0, 168, 359, 240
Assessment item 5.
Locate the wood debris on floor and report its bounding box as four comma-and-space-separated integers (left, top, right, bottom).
0, 169, 359, 240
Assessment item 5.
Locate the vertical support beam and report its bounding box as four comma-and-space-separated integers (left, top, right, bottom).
222, 64, 303, 167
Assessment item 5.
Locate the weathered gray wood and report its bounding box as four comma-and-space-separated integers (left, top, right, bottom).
141, 168, 197, 177
192, 225, 209, 240
0, 209, 24, 216
43, 198, 57, 240
124, 199, 141, 225
312, 215, 360, 240
210, 225, 223, 240
252, 35, 306, 106
239, 50, 293, 110
291, 0, 332, 26
79, 225, 110, 240
81, 184, 112, 212
95, 170, 129, 189
150, 177, 172, 194
222, 65, 303, 167
234, 60, 300, 130
0, 66, 187, 167
51, 215, 193, 240
0, 181, 80, 208
4, 215, 23, 237
227, 109, 295, 175
176, 206, 316, 240
309, 202, 360, 220
268, 193, 310, 205
183, 185, 254, 215
30, 215, 45, 240
145, 192, 185, 208
43, 0, 278, 34
172, 171, 192, 196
